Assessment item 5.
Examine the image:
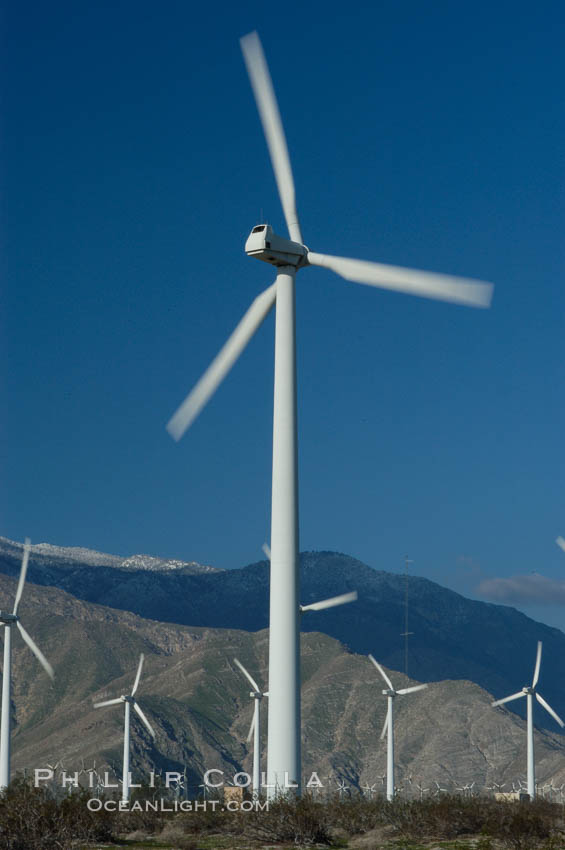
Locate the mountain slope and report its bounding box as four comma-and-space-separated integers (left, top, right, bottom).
1, 538, 564, 734
2, 573, 565, 795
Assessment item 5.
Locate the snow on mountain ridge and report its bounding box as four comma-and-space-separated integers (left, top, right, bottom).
0, 536, 221, 574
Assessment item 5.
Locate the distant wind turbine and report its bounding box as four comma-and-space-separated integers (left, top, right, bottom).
233, 657, 268, 797
368, 654, 428, 801
94, 654, 156, 802
0, 539, 54, 789
166, 29, 493, 794
491, 641, 564, 799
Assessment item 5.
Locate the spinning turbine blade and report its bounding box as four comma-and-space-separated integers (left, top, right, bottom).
492, 691, 525, 707
368, 654, 393, 689
556, 536, 565, 552
262, 542, 271, 560
133, 702, 156, 738
166, 282, 277, 440
380, 711, 389, 741
132, 654, 144, 696
94, 698, 123, 708
397, 684, 428, 696
247, 712, 256, 743
532, 641, 542, 688
234, 657, 261, 692
13, 538, 31, 616
240, 31, 302, 244
307, 252, 493, 308
16, 621, 54, 679
536, 693, 565, 727
300, 590, 358, 612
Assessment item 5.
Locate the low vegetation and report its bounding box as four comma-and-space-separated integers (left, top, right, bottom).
2, 782, 565, 849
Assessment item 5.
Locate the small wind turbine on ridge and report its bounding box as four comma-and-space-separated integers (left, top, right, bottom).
368, 654, 428, 801
233, 657, 268, 798
491, 641, 563, 799
166, 30, 493, 794
94, 654, 156, 802
0, 539, 54, 789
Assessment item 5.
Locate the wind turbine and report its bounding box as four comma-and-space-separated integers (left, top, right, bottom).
368, 654, 427, 801
0, 538, 54, 790
94, 654, 156, 802
491, 640, 563, 799
233, 657, 268, 797
166, 31, 493, 794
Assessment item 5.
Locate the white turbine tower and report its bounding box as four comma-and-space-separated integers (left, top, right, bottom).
166, 31, 493, 793
368, 654, 427, 801
233, 657, 268, 797
94, 654, 156, 802
491, 641, 563, 799
0, 538, 54, 790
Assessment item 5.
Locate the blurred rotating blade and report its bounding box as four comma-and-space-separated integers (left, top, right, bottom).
300, 591, 358, 613
16, 620, 54, 679
94, 698, 123, 708
247, 711, 256, 743
556, 536, 565, 552
492, 691, 525, 707
536, 693, 565, 727
13, 538, 31, 616
166, 282, 277, 440
133, 701, 156, 738
380, 710, 389, 741
240, 31, 302, 244
397, 684, 428, 696
132, 654, 144, 696
234, 657, 261, 692
307, 251, 493, 308
368, 654, 393, 690
532, 641, 542, 688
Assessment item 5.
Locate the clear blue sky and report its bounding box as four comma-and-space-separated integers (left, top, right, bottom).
1, 2, 564, 625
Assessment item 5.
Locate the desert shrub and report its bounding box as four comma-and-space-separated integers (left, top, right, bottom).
0, 779, 113, 850
244, 795, 332, 845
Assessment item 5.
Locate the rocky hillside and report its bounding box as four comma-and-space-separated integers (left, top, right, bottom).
1, 537, 564, 735
2, 573, 565, 796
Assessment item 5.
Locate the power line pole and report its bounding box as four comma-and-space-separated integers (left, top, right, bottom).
400, 556, 414, 677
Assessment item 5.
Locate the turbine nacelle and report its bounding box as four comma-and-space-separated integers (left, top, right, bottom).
245, 224, 307, 268
382, 688, 396, 697
0, 613, 18, 624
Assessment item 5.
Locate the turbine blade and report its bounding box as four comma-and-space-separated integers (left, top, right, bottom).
234, 657, 260, 692
132, 654, 144, 696
94, 698, 123, 708
240, 31, 302, 244
246, 712, 256, 743
536, 693, 565, 727
166, 282, 277, 440
368, 654, 393, 689
307, 251, 493, 308
262, 543, 271, 560
532, 641, 542, 688
133, 701, 156, 738
380, 711, 389, 741
492, 691, 525, 707
13, 538, 31, 616
556, 536, 565, 552
16, 621, 54, 679
397, 684, 428, 695
300, 590, 358, 613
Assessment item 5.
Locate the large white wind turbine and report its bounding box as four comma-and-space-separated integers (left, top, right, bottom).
233, 657, 268, 797
0, 539, 54, 790
94, 654, 156, 802
368, 654, 427, 801
166, 31, 493, 794
491, 641, 563, 799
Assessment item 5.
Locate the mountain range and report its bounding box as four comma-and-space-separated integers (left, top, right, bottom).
2, 569, 565, 796
1, 536, 564, 735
